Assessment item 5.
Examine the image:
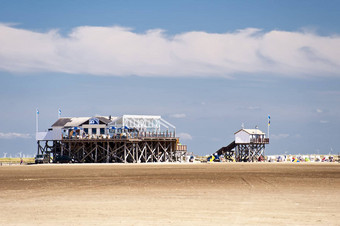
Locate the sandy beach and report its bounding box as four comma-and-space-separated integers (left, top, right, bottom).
0, 163, 339, 225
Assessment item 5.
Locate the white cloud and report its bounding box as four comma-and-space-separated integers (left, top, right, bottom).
295, 134, 302, 138
247, 106, 261, 110
320, 120, 329, 123
271, 133, 290, 140
0, 132, 31, 139
177, 132, 193, 140
316, 108, 323, 113
170, 113, 186, 118
0, 24, 340, 77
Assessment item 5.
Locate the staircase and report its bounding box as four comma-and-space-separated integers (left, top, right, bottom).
216, 141, 236, 161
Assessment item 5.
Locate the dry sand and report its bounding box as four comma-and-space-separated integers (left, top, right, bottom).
0, 163, 339, 225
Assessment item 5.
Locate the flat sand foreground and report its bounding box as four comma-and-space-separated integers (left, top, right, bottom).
0, 163, 339, 225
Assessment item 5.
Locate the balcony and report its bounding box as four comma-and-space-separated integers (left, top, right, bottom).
250, 138, 269, 144
62, 131, 177, 140
176, 145, 187, 151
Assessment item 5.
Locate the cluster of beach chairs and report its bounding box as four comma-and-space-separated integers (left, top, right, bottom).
267, 155, 336, 162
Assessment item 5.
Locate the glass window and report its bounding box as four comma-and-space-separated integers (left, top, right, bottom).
92, 128, 97, 134
100, 128, 105, 134
84, 128, 88, 134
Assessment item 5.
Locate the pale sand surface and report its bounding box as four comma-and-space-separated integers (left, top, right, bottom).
0, 163, 339, 225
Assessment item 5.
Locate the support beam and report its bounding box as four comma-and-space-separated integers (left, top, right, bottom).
124, 142, 127, 163
95, 143, 98, 163
106, 142, 110, 163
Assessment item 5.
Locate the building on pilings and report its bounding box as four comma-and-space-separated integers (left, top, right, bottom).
36, 115, 187, 163
234, 128, 269, 162
216, 128, 269, 162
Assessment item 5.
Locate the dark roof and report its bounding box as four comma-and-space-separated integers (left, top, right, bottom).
96, 116, 112, 124
51, 118, 72, 127
52, 116, 113, 128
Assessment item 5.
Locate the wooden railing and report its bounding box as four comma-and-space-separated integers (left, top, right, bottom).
62, 131, 176, 140
250, 138, 269, 144
176, 145, 187, 151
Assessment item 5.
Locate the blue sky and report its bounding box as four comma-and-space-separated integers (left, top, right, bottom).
0, 0, 340, 157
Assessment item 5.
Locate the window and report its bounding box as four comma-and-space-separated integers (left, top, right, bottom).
100, 128, 105, 134
92, 128, 97, 135
84, 128, 88, 134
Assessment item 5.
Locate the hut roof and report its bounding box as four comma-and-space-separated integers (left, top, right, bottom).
234, 129, 265, 135
52, 116, 114, 127
52, 117, 89, 127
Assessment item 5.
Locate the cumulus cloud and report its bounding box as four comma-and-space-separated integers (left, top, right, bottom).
177, 132, 193, 140
0, 132, 31, 139
0, 24, 340, 77
169, 113, 186, 118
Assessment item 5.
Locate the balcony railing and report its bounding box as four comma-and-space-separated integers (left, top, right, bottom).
62, 131, 176, 140
250, 138, 269, 144
176, 145, 187, 151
